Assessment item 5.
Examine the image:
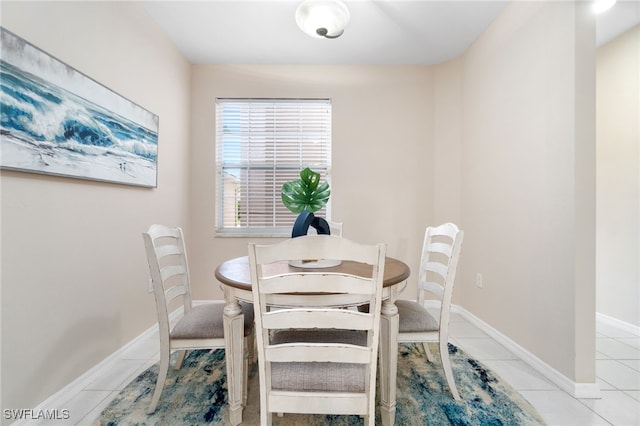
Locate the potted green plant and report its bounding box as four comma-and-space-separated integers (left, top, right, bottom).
281, 167, 331, 238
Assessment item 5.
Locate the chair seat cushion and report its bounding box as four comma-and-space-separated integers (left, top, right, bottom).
270, 328, 367, 392
271, 361, 365, 393
396, 300, 439, 333
171, 301, 253, 339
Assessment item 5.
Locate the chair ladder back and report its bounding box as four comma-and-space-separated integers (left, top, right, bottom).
248, 235, 386, 424
143, 225, 193, 322
143, 231, 171, 340
152, 225, 192, 312
438, 228, 464, 336
417, 223, 460, 306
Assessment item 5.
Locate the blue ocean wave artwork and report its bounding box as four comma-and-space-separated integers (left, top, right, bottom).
0, 28, 158, 187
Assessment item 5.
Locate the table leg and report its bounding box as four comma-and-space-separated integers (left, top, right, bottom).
379, 298, 398, 426
223, 289, 244, 426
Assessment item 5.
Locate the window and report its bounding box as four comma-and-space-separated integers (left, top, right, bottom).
215, 98, 332, 236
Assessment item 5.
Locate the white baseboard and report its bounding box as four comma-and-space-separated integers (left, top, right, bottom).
12, 306, 187, 425
596, 312, 640, 336
425, 301, 602, 399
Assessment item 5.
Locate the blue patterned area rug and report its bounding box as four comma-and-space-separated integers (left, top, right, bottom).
96, 343, 545, 425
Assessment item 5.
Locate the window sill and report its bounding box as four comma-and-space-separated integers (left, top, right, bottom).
215, 228, 291, 238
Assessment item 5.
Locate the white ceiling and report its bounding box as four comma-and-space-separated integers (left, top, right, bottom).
596, 0, 640, 46
140, 0, 640, 65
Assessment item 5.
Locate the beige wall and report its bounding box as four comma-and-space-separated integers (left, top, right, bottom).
188, 65, 435, 302
1, 1, 191, 412
433, 57, 464, 227
596, 25, 640, 327
451, 1, 596, 382
190, 1, 598, 386
1, 0, 601, 414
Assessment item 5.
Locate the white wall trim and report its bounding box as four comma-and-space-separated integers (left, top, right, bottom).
425, 301, 602, 399
596, 312, 640, 336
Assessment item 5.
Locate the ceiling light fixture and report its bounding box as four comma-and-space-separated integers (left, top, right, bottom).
592, 0, 616, 14
295, 0, 350, 39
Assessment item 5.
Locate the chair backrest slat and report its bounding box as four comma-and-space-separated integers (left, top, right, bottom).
427, 242, 453, 257
422, 261, 449, 281
255, 235, 380, 266
259, 273, 376, 295
265, 293, 371, 308
155, 244, 182, 259
160, 264, 188, 283
420, 281, 445, 298
263, 309, 373, 330
265, 344, 371, 363
164, 283, 188, 302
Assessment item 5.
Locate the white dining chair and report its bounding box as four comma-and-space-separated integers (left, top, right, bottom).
396, 223, 464, 401
328, 220, 343, 236
142, 224, 254, 414
248, 235, 386, 425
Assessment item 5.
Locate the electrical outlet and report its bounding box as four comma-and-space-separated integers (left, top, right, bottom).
147, 278, 154, 293
476, 273, 483, 288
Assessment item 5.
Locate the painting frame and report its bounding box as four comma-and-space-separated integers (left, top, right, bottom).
0, 27, 159, 188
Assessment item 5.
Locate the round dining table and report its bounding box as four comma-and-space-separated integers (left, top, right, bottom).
215, 255, 410, 426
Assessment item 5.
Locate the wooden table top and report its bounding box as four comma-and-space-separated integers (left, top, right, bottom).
215, 256, 410, 291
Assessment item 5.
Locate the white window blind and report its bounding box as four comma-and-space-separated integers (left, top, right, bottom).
215, 98, 332, 236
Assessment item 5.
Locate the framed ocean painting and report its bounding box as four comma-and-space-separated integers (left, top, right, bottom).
0, 27, 159, 187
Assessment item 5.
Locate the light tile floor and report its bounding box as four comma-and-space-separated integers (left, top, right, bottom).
28, 313, 640, 425
450, 315, 640, 426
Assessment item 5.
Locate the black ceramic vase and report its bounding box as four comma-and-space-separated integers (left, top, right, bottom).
291, 210, 331, 238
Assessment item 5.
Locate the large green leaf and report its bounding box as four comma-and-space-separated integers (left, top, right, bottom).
281, 167, 331, 214
299, 167, 320, 191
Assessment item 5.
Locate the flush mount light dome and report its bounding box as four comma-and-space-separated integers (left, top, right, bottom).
295, 0, 350, 39
592, 0, 616, 14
